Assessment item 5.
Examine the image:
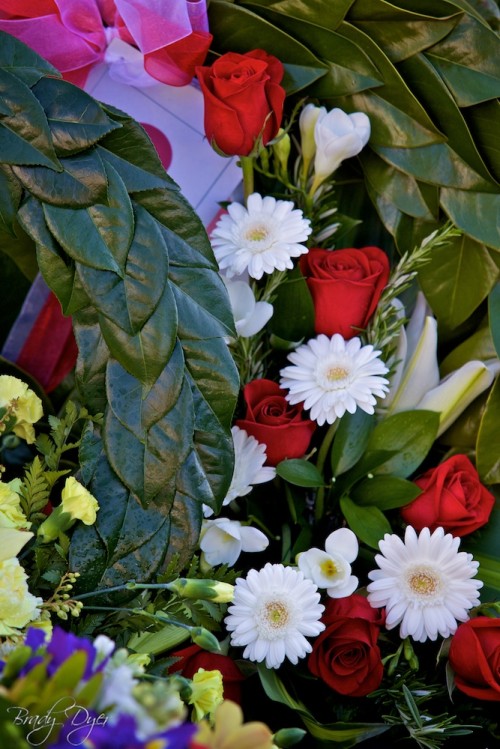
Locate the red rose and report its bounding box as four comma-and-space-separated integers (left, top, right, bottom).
235, 379, 316, 466
449, 617, 500, 701
169, 644, 244, 703
300, 247, 390, 339
401, 455, 495, 537
308, 595, 385, 697
195, 49, 285, 156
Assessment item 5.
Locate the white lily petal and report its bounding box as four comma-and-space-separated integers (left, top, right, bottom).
239, 525, 269, 553
418, 360, 495, 436
324, 528, 359, 563
388, 316, 440, 413
327, 574, 359, 599
238, 301, 273, 337
405, 292, 433, 360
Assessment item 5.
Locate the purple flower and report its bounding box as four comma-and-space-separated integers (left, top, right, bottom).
46, 628, 100, 680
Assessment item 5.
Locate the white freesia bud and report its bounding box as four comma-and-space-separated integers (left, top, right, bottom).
312, 108, 370, 190
296, 528, 359, 599
200, 517, 269, 567
299, 103, 324, 164
419, 359, 498, 436
223, 278, 273, 338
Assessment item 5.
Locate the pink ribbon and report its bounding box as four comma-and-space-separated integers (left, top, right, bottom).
0, 0, 211, 87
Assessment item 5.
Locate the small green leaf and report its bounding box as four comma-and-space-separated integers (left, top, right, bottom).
276, 459, 324, 487
267, 265, 315, 341
476, 378, 500, 484
331, 409, 375, 476
351, 475, 422, 510
440, 188, 500, 251
340, 495, 392, 549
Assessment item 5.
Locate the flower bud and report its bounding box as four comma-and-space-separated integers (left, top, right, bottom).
190, 627, 221, 653
273, 727, 307, 747
168, 577, 234, 603
272, 129, 291, 175
299, 104, 323, 164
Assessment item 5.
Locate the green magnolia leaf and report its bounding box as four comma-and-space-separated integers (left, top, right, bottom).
13, 149, 108, 207
440, 322, 496, 375
0, 216, 38, 281
267, 265, 315, 341
331, 409, 375, 476
0, 67, 60, 169
489, 283, 500, 357
73, 309, 110, 416
0, 164, 22, 236
418, 234, 499, 333
32, 77, 121, 156
362, 410, 440, 478
463, 493, 500, 600
350, 475, 422, 510
244, 0, 354, 30
276, 459, 325, 487
476, 378, 500, 484
340, 495, 391, 548
0, 30, 60, 86
440, 189, 500, 250
208, 0, 328, 94
467, 100, 500, 183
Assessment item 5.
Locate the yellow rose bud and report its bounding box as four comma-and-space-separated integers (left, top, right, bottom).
0, 480, 30, 530
0, 375, 43, 444
0, 556, 43, 636
189, 668, 223, 721
61, 477, 99, 525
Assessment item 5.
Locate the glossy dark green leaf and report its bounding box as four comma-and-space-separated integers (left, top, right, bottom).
489, 283, 500, 358
425, 14, 500, 106
267, 265, 315, 341
351, 475, 422, 509
44, 161, 133, 274
208, 0, 328, 94
243, 6, 383, 96
340, 495, 391, 548
476, 378, 500, 484
73, 307, 109, 414
276, 459, 325, 487
363, 410, 440, 478
440, 189, 500, 250
332, 449, 399, 496
467, 100, 500, 183
0, 30, 60, 86
243, 0, 354, 30
32, 77, 121, 156
440, 321, 496, 375
361, 151, 435, 220
348, 0, 461, 62
463, 493, 500, 600
0, 217, 38, 281
0, 67, 60, 168
13, 149, 108, 207
418, 234, 499, 333
330, 409, 375, 476
0, 165, 22, 236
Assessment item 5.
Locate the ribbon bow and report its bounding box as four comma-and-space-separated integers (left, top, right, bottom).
0, 0, 212, 87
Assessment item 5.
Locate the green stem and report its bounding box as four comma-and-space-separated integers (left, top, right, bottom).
314, 421, 339, 522
80, 605, 193, 631
240, 155, 255, 203
73, 581, 174, 601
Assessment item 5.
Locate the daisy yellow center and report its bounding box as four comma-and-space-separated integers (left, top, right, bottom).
405, 565, 442, 599
265, 601, 289, 628
255, 595, 297, 640
245, 225, 269, 242
320, 559, 338, 578
326, 366, 349, 381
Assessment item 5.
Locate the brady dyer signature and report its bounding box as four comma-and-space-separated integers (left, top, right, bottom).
8, 697, 108, 746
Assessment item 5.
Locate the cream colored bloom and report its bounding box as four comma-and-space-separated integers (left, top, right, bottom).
189, 668, 224, 721
0, 375, 43, 444
0, 556, 43, 635
193, 700, 274, 749
61, 477, 99, 524
0, 480, 30, 529
312, 108, 370, 190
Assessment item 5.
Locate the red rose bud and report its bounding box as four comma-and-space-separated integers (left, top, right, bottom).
169, 643, 245, 704
196, 49, 285, 156
300, 247, 390, 339
235, 379, 316, 466
449, 617, 500, 701
401, 454, 495, 537
308, 594, 384, 697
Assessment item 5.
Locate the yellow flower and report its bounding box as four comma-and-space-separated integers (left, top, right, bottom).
189, 668, 224, 721
0, 557, 43, 636
193, 700, 274, 749
61, 477, 99, 524
0, 480, 30, 530
0, 375, 43, 444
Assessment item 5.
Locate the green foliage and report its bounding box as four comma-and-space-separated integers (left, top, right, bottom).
0, 32, 238, 597
209, 0, 500, 333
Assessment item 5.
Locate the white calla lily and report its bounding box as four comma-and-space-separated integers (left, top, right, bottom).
224, 278, 273, 338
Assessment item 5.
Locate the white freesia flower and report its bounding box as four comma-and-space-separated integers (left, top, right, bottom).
299, 103, 323, 164
203, 426, 275, 517
297, 528, 359, 598
200, 517, 269, 567
384, 292, 499, 435
211, 193, 311, 280
225, 563, 325, 669
280, 334, 389, 426
223, 278, 273, 338
312, 108, 370, 190
367, 526, 482, 643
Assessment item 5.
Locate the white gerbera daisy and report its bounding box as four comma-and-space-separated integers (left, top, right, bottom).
280, 334, 389, 426
211, 193, 312, 280
203, 426, 275, 517
225, 563, 325, 669
367, 526, 483, 643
